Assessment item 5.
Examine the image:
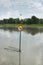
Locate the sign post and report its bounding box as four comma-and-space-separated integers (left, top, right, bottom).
18, 25, 23, 52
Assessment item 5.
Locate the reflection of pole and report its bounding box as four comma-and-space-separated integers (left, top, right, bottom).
19, 52, 21, 65
19, 31, 21, 52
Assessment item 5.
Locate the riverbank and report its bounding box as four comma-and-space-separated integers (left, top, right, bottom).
0, 24, 43, 28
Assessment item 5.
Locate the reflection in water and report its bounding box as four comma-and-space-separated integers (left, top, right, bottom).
4, 46, 21, 65
0, 27, 43, 35
0, 27, 17, 32
19, 52, 21, 65
4, 46, 19, 52
23, 27, 42, 35
39, 43, 43, 65
24, 27, 40, 35
0, 27, 43, 65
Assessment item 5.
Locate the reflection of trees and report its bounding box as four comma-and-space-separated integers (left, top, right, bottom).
24, 27, 43, 35
0, 27, 18, 32
40, 28, 43, 33
0, 27, 43, 35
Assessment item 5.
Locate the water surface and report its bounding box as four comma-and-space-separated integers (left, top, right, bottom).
0, 27, 43, 65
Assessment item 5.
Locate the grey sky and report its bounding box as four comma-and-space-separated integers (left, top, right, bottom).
0, 0, 43, 19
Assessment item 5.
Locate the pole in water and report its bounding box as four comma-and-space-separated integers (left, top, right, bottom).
17, 25, 23, 52
19, 31, 21, 52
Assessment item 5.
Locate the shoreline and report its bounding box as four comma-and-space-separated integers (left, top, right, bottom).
0, 24, 43, 28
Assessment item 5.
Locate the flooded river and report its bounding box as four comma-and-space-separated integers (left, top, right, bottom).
0, 27, 43, 65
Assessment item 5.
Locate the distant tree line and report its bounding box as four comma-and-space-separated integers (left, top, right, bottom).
0, 16, 43, 24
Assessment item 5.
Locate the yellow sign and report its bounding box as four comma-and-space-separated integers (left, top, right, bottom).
18, 25, 23, 31
18, 25, 23, 28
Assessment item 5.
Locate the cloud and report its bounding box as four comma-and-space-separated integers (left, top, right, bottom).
0, 0, 43, 19
0, 0, 13, 8
0, 10, 20, 19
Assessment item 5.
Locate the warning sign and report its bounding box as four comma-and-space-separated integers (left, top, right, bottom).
18, 25, 23, 31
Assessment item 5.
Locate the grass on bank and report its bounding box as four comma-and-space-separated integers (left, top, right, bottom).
0, 24, 43, 27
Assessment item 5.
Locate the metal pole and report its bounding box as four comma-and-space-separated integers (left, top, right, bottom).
19, 31, 21, 52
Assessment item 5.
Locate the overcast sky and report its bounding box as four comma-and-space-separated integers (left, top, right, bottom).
0, 0, 43, 19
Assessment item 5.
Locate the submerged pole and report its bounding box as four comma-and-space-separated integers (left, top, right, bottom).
19, 31, 21, 52
17, 25, 23, 52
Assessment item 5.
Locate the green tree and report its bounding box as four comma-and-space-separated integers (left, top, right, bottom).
8, 18, 14, 24
3, 19, 8, 24
26, 18, 32, 24
31, 16, 39, 24
39, 19, 43, 24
